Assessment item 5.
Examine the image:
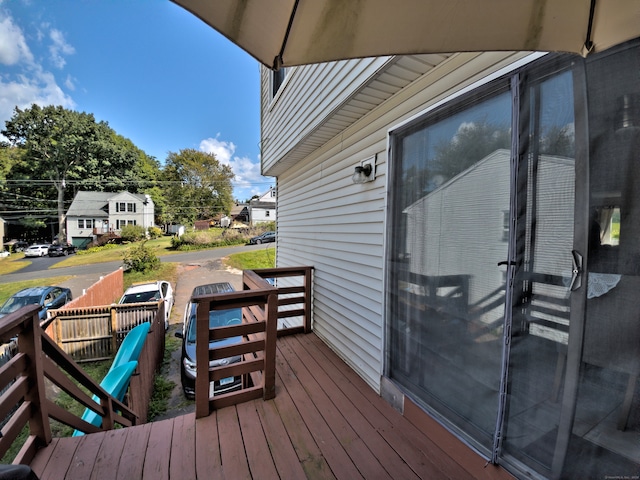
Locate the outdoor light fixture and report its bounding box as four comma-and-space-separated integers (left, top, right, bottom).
352, 156, 376, 184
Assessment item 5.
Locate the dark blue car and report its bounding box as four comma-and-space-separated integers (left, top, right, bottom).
0, 286, 72, 321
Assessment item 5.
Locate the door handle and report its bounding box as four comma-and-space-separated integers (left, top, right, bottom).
497, 260, 516, 267
569, 250, 583, 291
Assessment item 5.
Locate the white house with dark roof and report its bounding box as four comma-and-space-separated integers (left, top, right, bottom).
66, 191, 155, 248
249, 187, 276, 225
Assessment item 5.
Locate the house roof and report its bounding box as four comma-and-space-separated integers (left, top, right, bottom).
66, 191, 149, 217
230, 204, 249, 216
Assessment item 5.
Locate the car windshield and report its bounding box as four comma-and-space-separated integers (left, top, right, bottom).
121, 291, 160, 303
0, 296, 41, 314
186, 305, 242, 343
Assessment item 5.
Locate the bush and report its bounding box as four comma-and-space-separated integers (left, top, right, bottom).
171, 228, 248, 250
147, 226, 163, 239
120, 224, 147, 242
122, 242, 160, 273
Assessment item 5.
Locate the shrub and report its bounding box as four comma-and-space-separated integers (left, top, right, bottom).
122, 242, 160, 273
120, 224, 147, 242
171, 228, 249, 250
147, 226, 163, 239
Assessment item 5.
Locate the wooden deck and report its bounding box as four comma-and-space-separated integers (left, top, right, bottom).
29, 333, 507, 479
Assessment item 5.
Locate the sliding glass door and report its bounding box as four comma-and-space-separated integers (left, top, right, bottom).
387, 41, 640, 479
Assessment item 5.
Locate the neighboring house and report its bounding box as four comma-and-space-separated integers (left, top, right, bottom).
260, 41, 640, 479
229, 203, 250, 224
66, 191, 155, 248
249, 187, 276, 225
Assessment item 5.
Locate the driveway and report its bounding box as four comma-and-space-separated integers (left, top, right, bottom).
155, 258, 245, 420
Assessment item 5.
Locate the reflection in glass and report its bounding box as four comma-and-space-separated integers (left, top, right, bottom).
389, 90, 511, 449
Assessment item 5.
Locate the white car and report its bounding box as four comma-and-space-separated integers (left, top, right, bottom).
118, 281, 174, 330
0, 250, 9, 258
24, 244, 51, 257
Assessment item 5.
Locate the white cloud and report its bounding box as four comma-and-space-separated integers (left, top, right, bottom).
200, 134, 273, 199
48, 28, 74, 69
64, 74, 75, 91
0, 14, 33, 66
0, 9, 75, 138
200, 135, 236, 165
0, 69, 76, 129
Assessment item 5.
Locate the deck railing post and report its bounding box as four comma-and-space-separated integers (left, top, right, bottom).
263, 291, 278, 400
195, 298, 210, 419
20, 310, 52, 446
303, 267, 313, 333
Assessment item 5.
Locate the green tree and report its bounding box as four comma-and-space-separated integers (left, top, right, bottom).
163, 149, 235, 224
1, 104, 146, 242
431, 118, 511, 180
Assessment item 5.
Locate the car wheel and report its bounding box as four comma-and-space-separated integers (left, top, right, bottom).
256, 239, 262, 244
64, 250, 68, 256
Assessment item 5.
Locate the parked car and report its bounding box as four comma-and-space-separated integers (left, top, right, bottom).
175, 282, 243, 399
24, 244, 51, 257
0, 286, 72, 321
48, 244, 77, 257
118, 281, 174, 330
3, 240, 28, 253
0, 250, 9, 258
248, 231, 276, 244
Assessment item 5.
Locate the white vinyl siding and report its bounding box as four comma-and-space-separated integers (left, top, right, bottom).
264, 51, 531, 392
261, 57, 393, 176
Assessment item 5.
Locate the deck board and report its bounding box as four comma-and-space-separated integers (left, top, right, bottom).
29, 333, 506, 479
117, 422, 151, 480
142, 418, 173, 480
237, 401, 279, 480
217, 403, 251, 479
39, 436, 76, 480
278, 335, 393, 479
194, 411, 223, 479
282, 334, 420, 479
91, 428, 128, 480
170, 413, 196, 480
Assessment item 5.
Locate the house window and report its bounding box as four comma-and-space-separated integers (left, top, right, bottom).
127, 203, 136, 212
387, 43, 640, 478
271, 68, 288, 98
117, 202, 126, 212
77, 219, 94, 229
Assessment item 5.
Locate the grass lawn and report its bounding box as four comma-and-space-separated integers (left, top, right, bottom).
123, 262, 179, 291
225, 247, 276, 270
0, 253, 29, 276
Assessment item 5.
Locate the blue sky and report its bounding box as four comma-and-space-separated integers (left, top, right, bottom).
0, 0, 273, 202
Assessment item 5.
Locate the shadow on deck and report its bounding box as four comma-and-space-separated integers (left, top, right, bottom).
29, 333, 508, 479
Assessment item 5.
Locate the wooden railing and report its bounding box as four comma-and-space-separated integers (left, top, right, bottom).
0, 301, 167, 463
250, 266, 314, 336
194, 266, 313, 417
0, 306, 137, 464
